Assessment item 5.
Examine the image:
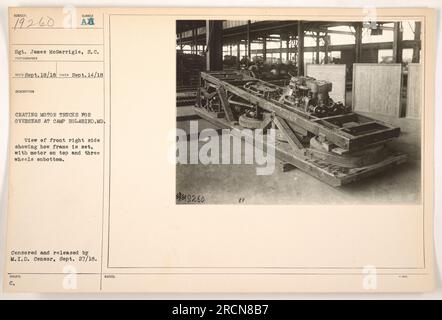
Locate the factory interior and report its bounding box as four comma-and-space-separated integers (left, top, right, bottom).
176, 20, 422, 204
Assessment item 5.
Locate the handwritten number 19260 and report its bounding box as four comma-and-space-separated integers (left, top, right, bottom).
13, 16, 55, 30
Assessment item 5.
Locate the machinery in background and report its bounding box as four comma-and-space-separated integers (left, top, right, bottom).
176, 52, 206, 106
194, 71, 407, 187
223, 55, 239, 69
239, 56, 297, 85
247, 61, 296, 83
176, 52, 205, 88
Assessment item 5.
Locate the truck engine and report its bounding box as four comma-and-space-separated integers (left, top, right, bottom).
279, 76, 351, 117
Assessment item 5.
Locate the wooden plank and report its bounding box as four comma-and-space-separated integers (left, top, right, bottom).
352, 63, 402, 117
177, 114, 201, 122
273, 116, 304, 151
406, 63, 421, 119
287, 120, 308, 136
340, 153, 407, 185
306, 64, 346, 103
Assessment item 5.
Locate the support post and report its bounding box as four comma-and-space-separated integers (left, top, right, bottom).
279, 39, 283, 61
315, 31, 320, 64
412, 21, 421, 63
206, 20, 223, 71
237, 42, 241, 68
262, 36, 267, 61
192, 28, 197, 54
247, 20, 251, 60
286, 38, 290, 61
393, 22, 403, 63
354, 22, 362, 63
297, 21, 304, 76
179, 32, 183, 50
324, 33, 329, 64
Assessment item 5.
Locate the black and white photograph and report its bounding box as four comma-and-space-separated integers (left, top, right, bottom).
176, 19, 423, 205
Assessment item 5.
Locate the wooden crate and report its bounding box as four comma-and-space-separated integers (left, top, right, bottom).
406, 63, 421, 119
352, 63, 402, 117
306, 64, 346, 104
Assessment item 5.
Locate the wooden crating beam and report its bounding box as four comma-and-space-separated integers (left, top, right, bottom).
216, 86, 235, 122
260, 116, 273, 130
273, 116, 304, 154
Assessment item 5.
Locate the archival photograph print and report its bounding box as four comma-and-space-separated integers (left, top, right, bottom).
175, 19, 422, 205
